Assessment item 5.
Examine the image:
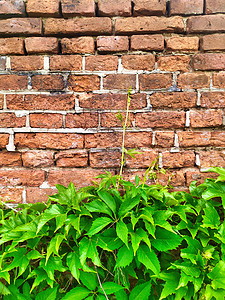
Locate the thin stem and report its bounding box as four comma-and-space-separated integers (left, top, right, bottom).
95, 265, 109, 300
1, 201, 18, 213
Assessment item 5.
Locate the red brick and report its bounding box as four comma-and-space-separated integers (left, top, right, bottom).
201, 34, 225, 51
157, 55, 190, 72
131, 35, 164, 51
22, 151, 54, 167
190, 110, 223, 128
0, 188, 23, 203
0, 170, 45, 187
85, 56, 118, 71
48, 169, 110, 188
90, 150, 121, 168
213, 72, 225, 88
32, 75, 64, 91
205, 0, 225, 14
26, 187, 56, 203
186, 169, 218, 186
62, 0, 95, 17
193, 54, 225, 71
68, 75, 100, 92
0, 134, 9, 149
50, 55, 82, 71
187, 15, 225, 33
15, 133, 84, 150
97, 36, 129, 53
166, 37, 199, 52
27, 0, 59, 17
0, 75, 27, 90
115, 16, 184, 34
0, 58, 5, 71
55, 150, 88, 167
199, 151, 225, 168
155, 132, 175, 148
133, 0, 166, 16
101, 112, 134, 128
211, 132, 225, 147
61, 37, 95, 54
79, 93, 147, 110
150, 92, 197, 109
139, 74, 172, 90
11, 56, 44, 71
30, 113, 63, 128
45, 18, 112, 36
25, 37, 58, 54
0, 113, 26, 128
103, 74, 136, 90
135, 112, 185, 128
66, 113, 99, 128
162, 151, 195, 168
126, 150, 158, 168
6, 94, 75, 110
0, 95, 3, 109
98, 0, 131, 16
0, 38, 24, 55
178, 131, 211, 147
0, 18, 42, 35
0, 152, 22, 167
201, 92, 225, 108
178, 73, 210, 89
170, 0, 204, 15
125, 132, 153, 148
0, 0, 25, 16
122, 55, 155, 71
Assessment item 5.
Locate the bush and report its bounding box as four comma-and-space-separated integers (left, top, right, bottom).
0, 167, 224, 299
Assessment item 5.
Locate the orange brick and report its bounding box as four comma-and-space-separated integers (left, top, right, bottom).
193, 54, 225, 71
25, 37, 58, 54
190, 110, 223, 128
133, 0, 166, 16
170, 0, 204, 15
66, 113, 99, 128
150, 92, 197, 109
0, 188, 23, 203
85, 56, 118, 71
178, 131, 211, 147
11, 56, 44, 71
213, 72, 225, 88
22, 151, 54, 167
131, 34, 164, 51
162, 151, 195, 168
61, 37, 95, 54
157, 55, 190, 72
178, 73, 210, 89
103, 74, 136, 90
101, 112, 134, 128
0, 18, 42, 35
166, 37, 199, 51
32, 75, 64, 91
155, 132, 175, 148
201, 34, 225, 51
27, 0, 59, 17
0, 152, 22, 167
0, 38, 24, 55
90, 150, 121, 168
61, 0, 95, 17
50, 55, 82, 71
122, 55, 155, 71
126, 150, 158, 168
98, 0, 131, 16
135, 112, 185, 128
201, 92, 225, 108
30, 113, 63, 128
187, 15, 225, 33
139, 74, 172, 90
211, 132, 225, 147
97, 36, 129, 52
26, 187, 56, 203
0, 95, 3, 109
0, 134, 9, 149
0, 170, 45, 187
199, 151, 225, 167
186, 169, 218, 185
205, 0, 225, 14
125, 132, 153, 148
67, 75, 100, 92
0, 113, 26, 128
0, 75, 27, 90
55, 150, 88, 167
0, 0, 25, 16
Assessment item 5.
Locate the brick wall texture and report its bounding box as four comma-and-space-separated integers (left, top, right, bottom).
0, 0, 225, 203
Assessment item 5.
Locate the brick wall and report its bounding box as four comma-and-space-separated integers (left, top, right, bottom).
0, 0, 224, 203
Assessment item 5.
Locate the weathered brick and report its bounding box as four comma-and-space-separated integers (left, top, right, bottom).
193, 54, 225, 71
178, 73, 210, 89
162, 151, 195, 168
211, 132, 225, 147
0, 95, 3, 109
0, 152, 22, 167
150, 92, 197, 109
0, 58, 5, 71
201, 92, 225, 108
0, 18, 42, 35
0, 170, 45, 187
11, 56, 44, 71
61, 37, 95, 54
22, 151, 54, 167
157, 55, 190, 72
85, 56, 118, 71
201, 34, 225, 51
90, 150, 121, 168
133, 0, 166, 16
122, 55, 155, 71
187, 15, 225, 33
115, 17, 184, 34
32, 75, 64, 91
15, 133, 84, 149
66, 113, 99, 128
26, 187, 56, 203
98, 0, 131, 16
199, 151, 225, 167
27, 0, 59, 16
131, 35, 164, 51
0, 0, 25, 16
0, 113, 26, 128
0, 134, 9, 149
190, 110, 223, 128
0, 188, 23, 203
170, 0, 204, 15
97, 36, 129, 53
166, 37, 199, 52
6, 94, 75, 110
178, 131, 211, 147
155, 132, 175, 148
50, 55, 82, 71
45, 18, 112, 36
205, 0, 225, 14
25, 37, 58, 54
186, 169, 218, 185
55, 150, 88, 167
139, 74, 172, 90
126, 150, 158, 168
125, 132, 153, 148
62, 0, 95, 17
0, 75, 27, 90
135, 112, 185, 128
79, 93, 147, 110
30, 113, 63, 128
213, 72, 225, 88
0, 38, 24, 55
103, 74, 136, 90
101, 112, 134, 128
68, 75, 100, 92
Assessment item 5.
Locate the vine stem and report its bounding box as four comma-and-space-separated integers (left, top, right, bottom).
95, 265, 109, 300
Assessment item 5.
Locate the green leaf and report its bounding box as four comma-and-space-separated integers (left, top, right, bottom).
202, 181, 225, 208
46, 234, 65, 263
115, 244, 133, 268
159, 271, 180, 300
5, 248, 29, 277
137, 244, 160, 275
205, 285, 225, 300
61, 287, 91, 300
50, 182, 80, 209
116, 220, 128, 247
40, 256, 67, 281
80, 271, 97, 291
67, 250, 82, 282
129, 281, 152, 300
55, 214, 67, 232
99, 282, 124, 295
118, 196, 140, 218
151, 228, 182, 251
85, 200, 113, 217
202, 204, 220, 229
208, 260, 225, 289
0, 281, 11, 295
97, 190, 116, 215
79, 237, 101, 266
36, 286, 58, 300
130, 228, 151, 255
87, 217, 112, 237
170, 261, 201, 278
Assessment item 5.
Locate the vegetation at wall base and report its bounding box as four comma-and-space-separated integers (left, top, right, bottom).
0, 167, 225, 299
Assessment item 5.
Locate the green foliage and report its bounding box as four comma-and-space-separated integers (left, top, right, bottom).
0, 167, 225, 299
